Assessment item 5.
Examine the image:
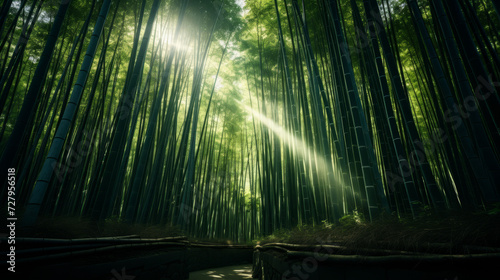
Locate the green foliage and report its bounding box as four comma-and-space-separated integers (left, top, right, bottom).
339, 210, 365, 227
321, 219, 333, 229
412, 201, 432, 218
486, 203, 500, 215
2, 0, 499, 243
257, 211, 500, 254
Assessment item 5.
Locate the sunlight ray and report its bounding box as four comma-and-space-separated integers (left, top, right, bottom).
237, 100, 343, 188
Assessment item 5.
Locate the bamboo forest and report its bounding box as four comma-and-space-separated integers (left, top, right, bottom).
1, 0, 500, 278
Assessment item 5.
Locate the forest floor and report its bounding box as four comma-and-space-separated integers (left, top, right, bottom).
258, 209, 500, 255
15, 209, 500, 255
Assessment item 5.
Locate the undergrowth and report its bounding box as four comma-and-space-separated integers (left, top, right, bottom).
258, 210, 500, 253
11, 208, 500, 253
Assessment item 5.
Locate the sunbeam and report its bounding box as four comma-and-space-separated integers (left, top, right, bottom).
236, 99, 343, 189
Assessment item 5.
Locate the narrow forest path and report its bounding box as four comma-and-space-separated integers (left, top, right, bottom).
189, 264, 256, 279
